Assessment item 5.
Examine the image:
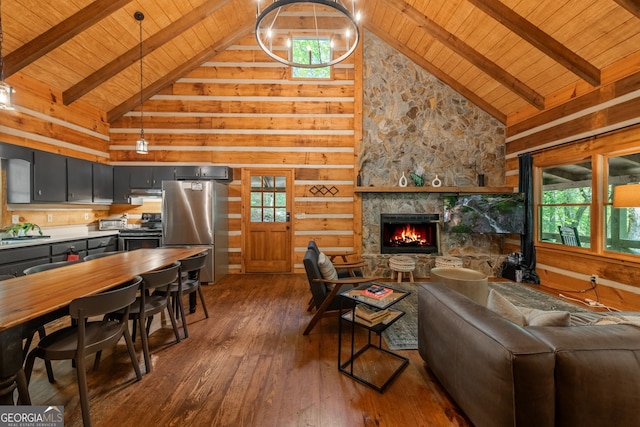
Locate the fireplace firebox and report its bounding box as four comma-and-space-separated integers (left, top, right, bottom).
380, 213, 440, 254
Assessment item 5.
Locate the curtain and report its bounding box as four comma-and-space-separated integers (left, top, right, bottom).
518, 153, 540, 284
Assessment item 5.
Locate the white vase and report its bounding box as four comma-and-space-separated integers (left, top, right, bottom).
399, 172, 408, 187
432, 175, 442, 187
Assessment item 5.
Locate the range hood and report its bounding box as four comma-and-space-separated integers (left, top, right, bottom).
129, 188, 162, 197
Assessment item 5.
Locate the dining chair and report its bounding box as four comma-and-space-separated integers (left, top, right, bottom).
107, 261, 182, 373
23, 276, 143, 427
164, 251, 209, 339
83, 250, 122, 261
23, 260, 84, 382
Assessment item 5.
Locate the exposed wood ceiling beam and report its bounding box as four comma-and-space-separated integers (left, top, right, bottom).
107, 22, 254, 122
383, 0, 545, 110
466, 0, 601, 86
63, 0, 234, 105
4, 0, 133, 77
614, 0, 640, 18
365, 21, 507, 123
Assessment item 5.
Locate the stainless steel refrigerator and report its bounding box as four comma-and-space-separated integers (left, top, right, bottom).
162, 180, 228, 284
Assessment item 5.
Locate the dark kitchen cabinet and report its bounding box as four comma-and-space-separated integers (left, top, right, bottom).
51, 239, 88, 262
33, 151, 67, 202
129, 166, 173, 189
92, 163, 113, 204
173, 165, 232, 182
87, 235, 119, 256
67, 158, 93, 203
113, 167, 132, 204
0, 245, 50, 277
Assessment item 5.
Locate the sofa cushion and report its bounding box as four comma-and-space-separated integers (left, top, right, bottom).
317, 252, 338, 281
487, 288, 526, 325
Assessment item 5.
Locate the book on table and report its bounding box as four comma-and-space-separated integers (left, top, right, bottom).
347, 305, 402, 327
354, 304, 390, 326
362, 284, 393, 299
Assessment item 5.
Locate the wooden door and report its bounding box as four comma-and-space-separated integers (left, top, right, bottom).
242, 169, 293, 273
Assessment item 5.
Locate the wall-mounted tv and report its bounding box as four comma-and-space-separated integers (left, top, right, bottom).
443, 193, 525, 234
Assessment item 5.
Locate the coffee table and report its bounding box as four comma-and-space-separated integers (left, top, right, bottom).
338, 283, 410, 392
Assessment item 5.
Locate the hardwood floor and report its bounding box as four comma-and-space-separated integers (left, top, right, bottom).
24, 274, 470, 427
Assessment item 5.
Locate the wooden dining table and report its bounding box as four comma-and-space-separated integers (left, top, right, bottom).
0, 247, 207, 403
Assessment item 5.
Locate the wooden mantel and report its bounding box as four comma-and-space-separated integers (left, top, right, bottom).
354, 186, 516, 193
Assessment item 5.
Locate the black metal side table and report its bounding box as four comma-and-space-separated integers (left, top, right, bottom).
338, 283, 410, 392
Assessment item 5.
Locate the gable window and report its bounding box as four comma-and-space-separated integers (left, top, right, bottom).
605, 153, 640, 254
539, 161, 592, 247
290, 36, 332, 79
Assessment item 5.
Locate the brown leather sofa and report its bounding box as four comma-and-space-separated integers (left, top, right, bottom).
418, 282, 640, 427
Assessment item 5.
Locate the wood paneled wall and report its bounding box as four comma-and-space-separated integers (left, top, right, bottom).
109, 34, 359, 273
505, 67, 640, 309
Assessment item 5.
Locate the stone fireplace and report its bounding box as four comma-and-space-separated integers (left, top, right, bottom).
361, 192, 507, 278
380, 213, 440, 254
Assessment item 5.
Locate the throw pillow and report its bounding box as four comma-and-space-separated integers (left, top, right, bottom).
590, 315, 640, 326
318, 252, 338, 281
519, 307, 571, 327
486, 289, 526, 326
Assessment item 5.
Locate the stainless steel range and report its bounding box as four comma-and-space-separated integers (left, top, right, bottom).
118, 213, 163, 251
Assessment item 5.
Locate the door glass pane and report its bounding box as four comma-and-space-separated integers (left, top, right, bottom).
263, 176, 274, 189
251, 208, 262, 222
263, 208, 274, 222
275, 176, 286, 190
251, 176, 262, 190
275, 208, 287, 222
263, 192, 275, 207
250, 192, 261, 207
275, 192, 286, 207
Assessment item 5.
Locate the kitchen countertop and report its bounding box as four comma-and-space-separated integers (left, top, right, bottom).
0, 230, 120, 250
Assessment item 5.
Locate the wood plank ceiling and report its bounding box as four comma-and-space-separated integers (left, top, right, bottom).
2, 0, 640, 125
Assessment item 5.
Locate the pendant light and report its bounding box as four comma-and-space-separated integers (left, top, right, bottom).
134, 11, 148, 154
0, 0, 15, 110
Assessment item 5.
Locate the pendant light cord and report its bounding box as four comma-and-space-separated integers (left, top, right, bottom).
136, 11, 144, 141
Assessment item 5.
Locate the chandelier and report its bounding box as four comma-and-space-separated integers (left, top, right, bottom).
255, 0, 360, 69
134, 11, 148, 154
0, 0, 15, 110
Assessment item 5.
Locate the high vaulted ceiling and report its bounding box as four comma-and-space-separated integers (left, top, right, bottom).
3, 0, 640, 124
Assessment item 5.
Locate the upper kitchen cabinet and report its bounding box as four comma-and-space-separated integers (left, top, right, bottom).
67, 158, 93, 203
33, 151, 67, 202
92, 163, 113, 204
173, 166, 232, 182
129, 166, 173, 189
113, 166, 133, 204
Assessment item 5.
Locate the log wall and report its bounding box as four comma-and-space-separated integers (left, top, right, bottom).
108, 34, 359, 273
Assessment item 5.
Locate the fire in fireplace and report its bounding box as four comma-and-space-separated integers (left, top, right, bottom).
380, 213, 440, 254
